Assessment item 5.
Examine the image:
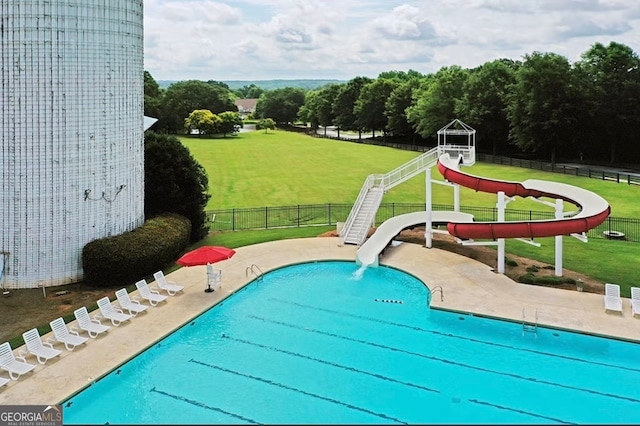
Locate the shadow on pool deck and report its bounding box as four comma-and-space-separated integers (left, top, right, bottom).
0, 237, 638, 405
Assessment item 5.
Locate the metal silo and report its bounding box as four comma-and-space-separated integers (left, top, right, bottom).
0, 0, 145, 288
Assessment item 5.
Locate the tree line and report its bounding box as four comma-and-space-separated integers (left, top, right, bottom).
145, 41, 640, 165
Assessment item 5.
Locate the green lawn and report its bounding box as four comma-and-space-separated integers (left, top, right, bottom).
180, 132, 640, 216
179, 131, 640, 296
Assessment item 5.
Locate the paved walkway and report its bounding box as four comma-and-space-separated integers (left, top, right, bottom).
0, 237, 638, 406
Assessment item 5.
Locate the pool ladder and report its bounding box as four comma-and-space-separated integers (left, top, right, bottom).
522, 307, 538, 336
246, 264, 264, 282
430, 286, 444, 302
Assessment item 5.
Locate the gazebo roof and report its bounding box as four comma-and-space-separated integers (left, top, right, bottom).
437, 119, 475, 136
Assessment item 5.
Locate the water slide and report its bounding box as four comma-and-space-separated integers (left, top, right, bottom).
355, 211, 474, 266
437, 153, 611, 240
355, 153, 611, 266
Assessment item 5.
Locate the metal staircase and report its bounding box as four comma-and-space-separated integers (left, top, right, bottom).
340, 147, 441, 245
339, 119, 477, 247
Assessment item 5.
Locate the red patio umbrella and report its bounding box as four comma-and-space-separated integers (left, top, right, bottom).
177, 246, 236, 267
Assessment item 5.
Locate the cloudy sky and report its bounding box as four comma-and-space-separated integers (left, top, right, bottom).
143, 0, 640, 82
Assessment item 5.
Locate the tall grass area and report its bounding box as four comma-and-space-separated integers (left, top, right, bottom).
180, 131, 639, 295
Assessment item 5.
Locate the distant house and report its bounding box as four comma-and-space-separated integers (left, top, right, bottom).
235, 98, 258, 119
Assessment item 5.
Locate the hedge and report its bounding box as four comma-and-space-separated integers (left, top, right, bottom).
82, 213, 191, 286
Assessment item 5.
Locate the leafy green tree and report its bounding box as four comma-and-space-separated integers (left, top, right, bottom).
505, 52, 583, 164
144, 71, 163, 119
257, 118, 276, 133
218, 111, 243, 136
455, 59, 518, 155
161, 80, 236, 133
144, 132, 211, 241
406, 66, 468, 141
575, 42, 640, 163
385, 77, 423, 139
332, 76, 372, 135
354, 78, 398, 138
235, 84, 265, 99
377, 69, 424, 82
206, 80, 231, 91
184, 109, 222, 135
298, 90, 321, 129
298, 84, 345, 133
254, 88, 306, 124
316, 84, 342, 129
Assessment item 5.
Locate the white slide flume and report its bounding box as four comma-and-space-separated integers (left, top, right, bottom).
356, 211, 474, 267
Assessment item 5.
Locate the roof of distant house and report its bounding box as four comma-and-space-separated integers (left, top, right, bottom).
235, 98, 258, 112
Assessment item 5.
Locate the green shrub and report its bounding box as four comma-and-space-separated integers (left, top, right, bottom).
518, 273, 536, 284
534, 276, 576, 285
505, 258, 518, 267
82, 214, 191, 286
526, 265, 540, 273
518, 274, 577, 286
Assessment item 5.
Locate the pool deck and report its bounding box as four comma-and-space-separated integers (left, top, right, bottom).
1, 237, 639, 405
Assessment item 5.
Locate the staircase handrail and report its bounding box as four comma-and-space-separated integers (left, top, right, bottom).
339, 144, 474, 246
439, 144, 475, 166
381, 146, 441, 191
346, 185, 385, 245
339, 173, 384, 245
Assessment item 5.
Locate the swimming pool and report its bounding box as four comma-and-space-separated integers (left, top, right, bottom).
62, 261, 640, 424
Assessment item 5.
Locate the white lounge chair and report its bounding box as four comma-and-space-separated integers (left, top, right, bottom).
135, 279, 168, 306
153, 271, 184, 296
631, 287, 640, 317
115, 288, 148, 316
73, 306, 110, 338
604, 283, 623, 313
0, 376, 9, 387
0, 342, 36, 380
96, 297, 132, 326
49, 317, 89, 351
19, 328, 62, 365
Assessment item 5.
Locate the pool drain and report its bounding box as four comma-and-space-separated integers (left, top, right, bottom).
375, 298, 403, 304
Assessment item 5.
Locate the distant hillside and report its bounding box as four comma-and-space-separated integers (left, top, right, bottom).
157, 79, 345, 90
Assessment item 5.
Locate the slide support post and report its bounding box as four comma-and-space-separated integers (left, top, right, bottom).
555, 198, 563, 276
425, 168, 433, 248
453, 184, 460, 212
497, 191, 506, 274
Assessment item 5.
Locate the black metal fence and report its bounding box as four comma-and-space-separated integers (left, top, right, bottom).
311, 133, 640, 185
206, 203, 640, 242
476, 154, 640, 186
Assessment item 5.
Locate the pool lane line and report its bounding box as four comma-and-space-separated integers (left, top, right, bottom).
269, 297, 640, 374
189, 359, 409, 425
222, 334, 439, 394
248, 314, 640, 405
150, 387, 259, 424
467, 399, 577, 425
220, 334, 572, 424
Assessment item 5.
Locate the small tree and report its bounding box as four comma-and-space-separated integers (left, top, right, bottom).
257, 118, 276, 133
184, 109, 221, 135
218, 111, 243, 136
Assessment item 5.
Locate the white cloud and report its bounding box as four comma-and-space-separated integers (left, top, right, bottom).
371, 5, 438, 41
143, 0, 640, 81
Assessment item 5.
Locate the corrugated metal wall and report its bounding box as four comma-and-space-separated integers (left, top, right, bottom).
0, 0, 145, 288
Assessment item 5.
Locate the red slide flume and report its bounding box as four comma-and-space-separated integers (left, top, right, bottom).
437, 154, 611, 240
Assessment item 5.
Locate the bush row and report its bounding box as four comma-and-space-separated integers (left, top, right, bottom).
82, 213, 191, 286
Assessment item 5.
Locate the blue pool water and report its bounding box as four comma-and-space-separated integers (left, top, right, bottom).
63, 261, 640, 424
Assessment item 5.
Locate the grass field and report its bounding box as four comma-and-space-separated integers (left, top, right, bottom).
179, 130, 640, 295
180, 132, 640, 216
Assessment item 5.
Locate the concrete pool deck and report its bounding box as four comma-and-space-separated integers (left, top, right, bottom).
1, 237, 638, 405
